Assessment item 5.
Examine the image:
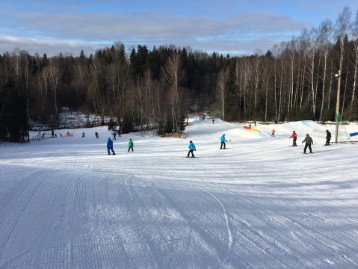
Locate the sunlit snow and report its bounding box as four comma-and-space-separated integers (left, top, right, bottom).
1, 119, 358, 268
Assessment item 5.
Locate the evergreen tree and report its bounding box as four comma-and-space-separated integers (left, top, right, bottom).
224, 61, 238, 121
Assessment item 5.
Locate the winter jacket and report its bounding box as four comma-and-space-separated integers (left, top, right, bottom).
290, 133, 297, 139
188, 142, 196, 151
302, 136, 313, 145
326, 131, 331, 139
220, 135, 227, 143
128, 140, 134, 147
107, 138, 113, 148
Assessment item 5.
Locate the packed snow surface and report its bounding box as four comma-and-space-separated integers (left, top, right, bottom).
1, 119, 358, 269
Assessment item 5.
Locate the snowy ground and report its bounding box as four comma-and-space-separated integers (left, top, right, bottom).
0, 119, 358, 269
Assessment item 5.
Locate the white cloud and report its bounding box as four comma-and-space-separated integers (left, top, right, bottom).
0, 36, 101, 56
0, 11, 305, 56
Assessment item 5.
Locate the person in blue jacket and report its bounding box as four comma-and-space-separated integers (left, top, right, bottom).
107, 137, 116, 155
187, 141, 196, 158
220, 134, 228, 149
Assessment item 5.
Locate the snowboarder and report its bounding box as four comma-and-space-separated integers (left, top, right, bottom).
128, 138, 134, 152
220, 134, 228, 149
271, 129, 275, 137
325, 130, 331, 146
187, 140, 196, 158
107, 137, 115, 155
289, 131, 297, 146
302, 134, 313, 154
95, 131, 99, 139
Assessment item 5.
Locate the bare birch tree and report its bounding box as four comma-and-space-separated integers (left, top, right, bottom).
317, 20, 333, 121
162, 53, 182, 132
349, 10, 358, 119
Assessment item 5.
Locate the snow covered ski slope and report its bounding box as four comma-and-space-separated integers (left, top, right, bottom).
0, 120, 358, 268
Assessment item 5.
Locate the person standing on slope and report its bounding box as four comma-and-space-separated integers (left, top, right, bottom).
95, 131, 99, 139
289, 131, 297, 146
107, 137, 116, 155
187, 141, 196, 158
302, 134, 313, 154
220, 134, 228, 149
271, 129, 276, 137
128, 138, 134, 152
325, 130, 331, 146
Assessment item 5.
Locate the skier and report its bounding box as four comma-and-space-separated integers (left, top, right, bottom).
325, 130, 331, 146
107, 137, 115, 155
95, 131, 99, 139
271, 129, 275, 137
289, 131, 297, 146
113, 132, 117, 140
302, 134, 313, 154
128, 138, 134, 152
82, 132, 85, 138
220, 134, 228, 149
212, 118, 215, 124
187, 140, 196, 158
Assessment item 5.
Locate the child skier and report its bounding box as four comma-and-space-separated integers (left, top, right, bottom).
325, 130, 331, 145
220, 134, 228, 149
107, 137, 115, 155
289, 131, 297, 146
302, 134, 313, 154
187, 141, 196, 158
128, 138, 134, 152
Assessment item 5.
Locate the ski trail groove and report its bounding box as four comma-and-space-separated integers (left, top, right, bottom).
200, 187, 233, 264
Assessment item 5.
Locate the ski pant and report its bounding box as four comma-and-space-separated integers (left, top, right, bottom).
326, 138, 331, 145
107, 147, 115, 155
187, 150, 195, 158
293, 138, 297, 146
128, 146, 133, 152
220, 142, 226, 149
304, 144, 312, 153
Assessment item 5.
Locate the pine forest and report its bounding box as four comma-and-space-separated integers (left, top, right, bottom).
1, 7, 358, 141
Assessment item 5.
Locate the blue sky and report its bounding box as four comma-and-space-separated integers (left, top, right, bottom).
1, 0, 357, 56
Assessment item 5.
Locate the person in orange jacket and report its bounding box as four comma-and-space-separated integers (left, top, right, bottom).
289, 131, 297, 146
271, 129, 275, 137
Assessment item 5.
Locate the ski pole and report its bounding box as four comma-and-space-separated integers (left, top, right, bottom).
312, 144, 318, 153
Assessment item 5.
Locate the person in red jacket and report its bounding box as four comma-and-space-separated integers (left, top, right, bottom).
289, 131, 297, 146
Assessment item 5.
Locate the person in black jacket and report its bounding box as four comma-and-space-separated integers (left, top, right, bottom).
325, 130, 331, 146
302, 134, 313, 154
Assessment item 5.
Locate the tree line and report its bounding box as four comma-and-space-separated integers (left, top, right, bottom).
1, 7, 357, 142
